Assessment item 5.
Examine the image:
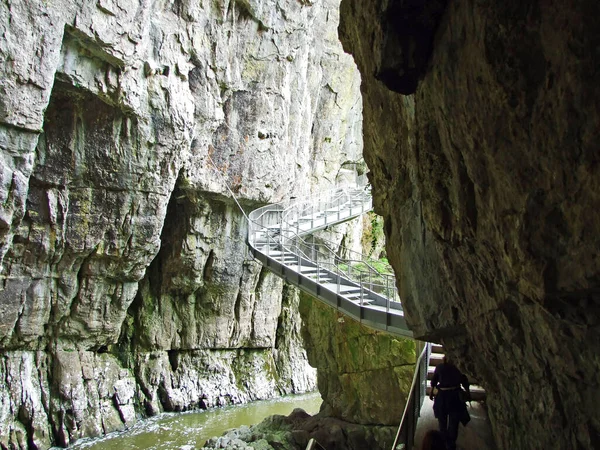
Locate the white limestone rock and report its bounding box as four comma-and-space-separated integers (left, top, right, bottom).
0, 0, 362, 446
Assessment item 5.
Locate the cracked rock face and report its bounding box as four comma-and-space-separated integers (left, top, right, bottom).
0, 0, 362, 447
299, 293, 416, 427
339, 0, 600, 449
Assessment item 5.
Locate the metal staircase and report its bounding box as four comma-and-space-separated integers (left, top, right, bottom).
247, 185, 413, 338
245, 186, 487, 450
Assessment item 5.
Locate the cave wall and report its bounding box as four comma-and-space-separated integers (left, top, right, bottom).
0, 0, 363, 447
338, 0, 600, 449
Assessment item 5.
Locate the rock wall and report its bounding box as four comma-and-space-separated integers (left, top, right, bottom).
299, 292, 416, 427
195, 292, 417, 450
338, 0, 600, 449
0, 0, 363, 447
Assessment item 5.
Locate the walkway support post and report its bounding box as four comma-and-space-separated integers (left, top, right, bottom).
359, 271, 364, 307
386, 275, 390, 314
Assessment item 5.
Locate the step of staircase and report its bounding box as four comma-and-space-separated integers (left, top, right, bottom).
431, 343, 444, 353
429, 352, 445, 367
309, 276, 335, 284
339, 287, 361, 294
346, 297, 374, 305
247, 187, 408, 339
426, 366, 436, 381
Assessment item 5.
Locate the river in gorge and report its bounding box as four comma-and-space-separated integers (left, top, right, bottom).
61, 391, 323, 450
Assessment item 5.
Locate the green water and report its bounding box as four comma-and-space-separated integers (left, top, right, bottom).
65, 391, 322, 450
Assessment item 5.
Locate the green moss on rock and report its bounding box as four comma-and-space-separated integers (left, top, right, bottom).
299, 292, 415, 425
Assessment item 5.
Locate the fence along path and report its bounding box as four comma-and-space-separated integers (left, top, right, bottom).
247, 185, 413, 338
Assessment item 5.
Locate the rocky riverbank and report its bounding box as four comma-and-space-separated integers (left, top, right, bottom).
201, 408, 397, 450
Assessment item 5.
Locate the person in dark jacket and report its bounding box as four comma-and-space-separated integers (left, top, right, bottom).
430, 355, 470, 450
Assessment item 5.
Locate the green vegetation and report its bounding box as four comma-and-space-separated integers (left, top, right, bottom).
369, 257, 391, 274
361, 212, 386, 259
336, 260, 391, 276
334, 258, 394, 296
299, 293, 416, 424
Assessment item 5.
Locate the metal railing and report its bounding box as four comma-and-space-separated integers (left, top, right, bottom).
289, 235, 399, 301
248, 186, 372, 243
246, 183, 413, 337
248, 187, 400, 302
305, 438, 327, 450
390, 343, 432, 450
280, 188, 372, 236
259, 229, 400, 308
247, 184, 396, 298
246, 183, 423, 447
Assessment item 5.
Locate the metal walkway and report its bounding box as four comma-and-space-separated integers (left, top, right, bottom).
247, 185, 413, 338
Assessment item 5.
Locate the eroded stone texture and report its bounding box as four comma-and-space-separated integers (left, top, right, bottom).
299, 293, 416, 426
339, 0, 600, 449
0, 0, 362, 446
273, 286, 319, 396
200, 408, 397, 450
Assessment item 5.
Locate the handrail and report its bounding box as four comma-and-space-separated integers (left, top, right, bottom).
249, 186, 369, 227
267, 219, 398, 300
390, 342, 431, 450
250, 205, 285, 223
247, 181, 413, 337
290, 188, 368, 226
259, 233, 397, 303
278, 215, 391, 275
247, 186, 397, 302
306, 438, 327, 450
300, 242, 395, 294
247, 186, 367, 252
281, 189, 349, 224
256, 221, 401, 305
248, 186, 353, 224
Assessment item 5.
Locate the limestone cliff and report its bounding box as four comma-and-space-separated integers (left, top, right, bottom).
339, 0, 600, 449
197, 292, 417, 450
0, 0, 362, 447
